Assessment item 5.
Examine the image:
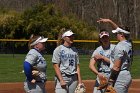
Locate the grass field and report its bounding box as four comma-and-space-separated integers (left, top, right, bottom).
0, 54, 140, 82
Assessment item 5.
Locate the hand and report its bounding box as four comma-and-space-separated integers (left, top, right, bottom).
97, 73, 105, 79
78, 83, 85, 88
78, 83, 83, 86
97, 73, 108, 90
75, 83, 86, 93
31, 79, 36, 83
60, 80, 67, 89
97, 18, 118, 29
106, 85, 116, 93
97, 18, 111, 23
32, 70, 39, 76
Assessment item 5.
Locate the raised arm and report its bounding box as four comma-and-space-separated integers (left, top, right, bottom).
97, 18, 118, 29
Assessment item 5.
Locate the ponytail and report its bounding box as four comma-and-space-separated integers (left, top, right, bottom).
28, 34, 40, 49
119, 26, 133, 68
57, 28, 65, 46
124, 25, 133, 69
128, 39, 133, 62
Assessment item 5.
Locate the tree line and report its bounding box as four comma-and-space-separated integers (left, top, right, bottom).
1, 0, 139, 39
0, 0, 140, 54
0, 4, 98, 53
53, 0, 140, 39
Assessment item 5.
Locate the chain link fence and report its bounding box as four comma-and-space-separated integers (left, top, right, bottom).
0, 39, 140, 55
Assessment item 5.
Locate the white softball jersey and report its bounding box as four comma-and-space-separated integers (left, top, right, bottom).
25, 49, 47, 81
111, 40, 132, 71
91, 44, 116, 73
52, 45, 79, 75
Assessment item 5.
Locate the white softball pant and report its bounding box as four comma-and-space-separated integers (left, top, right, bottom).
55, 73, 78, 93
114, 70, 132, 93
24, 80, 46, 93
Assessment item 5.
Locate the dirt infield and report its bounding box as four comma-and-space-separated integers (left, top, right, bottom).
0, 79, 140, 93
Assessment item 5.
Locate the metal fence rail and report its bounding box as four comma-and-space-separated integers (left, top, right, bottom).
0, 39, 140, 55
0, 39, 140, 43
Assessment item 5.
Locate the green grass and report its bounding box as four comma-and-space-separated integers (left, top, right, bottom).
0, 54, 140, 82
130, 55, 140, 78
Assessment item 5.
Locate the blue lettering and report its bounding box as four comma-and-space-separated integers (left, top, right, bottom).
60, 50, 75, 61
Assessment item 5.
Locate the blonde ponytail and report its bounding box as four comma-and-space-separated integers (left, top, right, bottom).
28, 34, 40, 49
57, 28, 66, 46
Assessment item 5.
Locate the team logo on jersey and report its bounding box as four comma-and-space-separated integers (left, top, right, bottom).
61, 50, 75, 61
38, 56, 46, 65
99, 50, 110, 58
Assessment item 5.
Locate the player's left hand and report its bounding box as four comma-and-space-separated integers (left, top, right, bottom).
60, 80, 67, 89
75, 83, 86, 93
97, 18, 111, 23
97, 74, 108, 90
31, 79, 36, 83
32, 70, 39, 76
32, 66, 39, 77
106, 85, 116, 93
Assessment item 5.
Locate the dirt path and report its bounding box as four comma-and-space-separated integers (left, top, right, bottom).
0, 79, 139, 93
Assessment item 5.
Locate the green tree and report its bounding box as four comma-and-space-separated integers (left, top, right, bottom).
0, 4, 98, 53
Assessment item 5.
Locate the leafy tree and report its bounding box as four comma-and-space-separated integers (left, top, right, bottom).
0, 4, 98, 53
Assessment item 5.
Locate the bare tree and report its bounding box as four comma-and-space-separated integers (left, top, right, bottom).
1, 0, 140, 39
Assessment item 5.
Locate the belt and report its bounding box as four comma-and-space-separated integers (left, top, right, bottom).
62, 73, 77, 76
98, 71, 110, 73
36, 80, 46, 83
65, 73, 77, 76
121, 69, 129, 71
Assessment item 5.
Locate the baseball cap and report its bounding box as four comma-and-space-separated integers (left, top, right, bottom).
62, 30, 75, 38
99, 31, 109, 38
112, 27, 130, 34
30, 36, 48, 46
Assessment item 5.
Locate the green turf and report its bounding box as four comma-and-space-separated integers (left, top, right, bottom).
0, 54, 139, 82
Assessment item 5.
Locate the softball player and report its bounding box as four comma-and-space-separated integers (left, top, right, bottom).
98, 18, 133, 93
52, 29, 82, 93
89, 30, 116, 93
23, 34, 48, 93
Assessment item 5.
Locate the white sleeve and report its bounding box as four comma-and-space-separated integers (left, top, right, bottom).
91, 47, 100, 58
25, 53, 38, 65
114, 44, 124, 60
52, 46, 61, 64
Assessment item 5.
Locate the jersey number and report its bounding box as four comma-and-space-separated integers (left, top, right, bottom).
69, 59, 74, 66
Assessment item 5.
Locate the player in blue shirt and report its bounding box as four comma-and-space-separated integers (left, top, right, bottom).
23, 34, 48, 93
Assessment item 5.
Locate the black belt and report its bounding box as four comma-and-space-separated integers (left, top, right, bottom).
121, 69, 128, 71
36, 80, 46, 83
62, 73, 77, 76
65, 73, 77, 76
98, 71, 110, 73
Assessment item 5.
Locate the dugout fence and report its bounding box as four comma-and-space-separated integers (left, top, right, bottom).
0, 39, 140, 55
